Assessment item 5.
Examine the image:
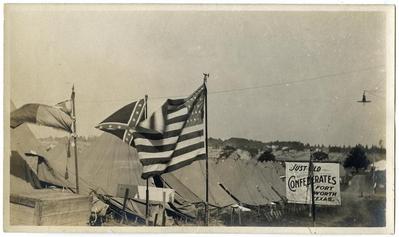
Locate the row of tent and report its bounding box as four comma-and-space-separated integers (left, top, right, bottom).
10, 102, 288, 224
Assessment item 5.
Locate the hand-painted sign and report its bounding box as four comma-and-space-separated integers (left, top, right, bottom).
285, 162, 341, 205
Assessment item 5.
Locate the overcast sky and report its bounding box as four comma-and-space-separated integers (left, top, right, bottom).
7, 5, 391, 146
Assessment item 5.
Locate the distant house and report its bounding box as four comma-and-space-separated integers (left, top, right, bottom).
312, 151, 329, 161
271, 145, 278, 150
281, 147, 289, 152
372, 160, 386, 193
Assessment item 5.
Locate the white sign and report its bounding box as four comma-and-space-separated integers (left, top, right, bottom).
285, 162, 341, 205
136, 186, 175, 203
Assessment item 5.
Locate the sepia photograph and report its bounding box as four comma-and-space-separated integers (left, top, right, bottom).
3, 4, 395, 234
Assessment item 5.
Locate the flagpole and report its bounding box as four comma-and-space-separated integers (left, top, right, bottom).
144, 94, 149, 226
71, 85, 79, 194
309, 152, 316, 227
203, 73, 209, 226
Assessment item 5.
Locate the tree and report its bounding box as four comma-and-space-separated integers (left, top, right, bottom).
344, 145, 370, 172
257, 149, 275, 162
378, 139, 384, 149
219, 145, 236, 159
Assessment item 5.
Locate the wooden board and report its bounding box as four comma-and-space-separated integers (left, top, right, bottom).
10, 189, 91, 226
116, 184, 138, 199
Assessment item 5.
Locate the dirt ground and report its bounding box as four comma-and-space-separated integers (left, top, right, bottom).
272, 193, 385, 227
241, 174, 386, 227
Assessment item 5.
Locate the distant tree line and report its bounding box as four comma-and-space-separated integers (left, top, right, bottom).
328, 144, 385, 154
39, 135, 99, 145
267, 141, 305, 151
208, 137, 386, 158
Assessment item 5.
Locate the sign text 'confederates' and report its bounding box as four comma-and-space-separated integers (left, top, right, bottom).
285, 162, 341, 205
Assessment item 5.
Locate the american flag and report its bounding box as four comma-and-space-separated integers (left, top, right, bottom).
96, 99, 146, 146
134, 85, 206, 179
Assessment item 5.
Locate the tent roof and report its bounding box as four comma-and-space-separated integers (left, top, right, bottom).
37, 137, 76, 189
213, 157, 285, 206
10, 101, 72, 193
162, 159, 237, 208
259, 161, 286, 197
79, 133, 150, 195
10, 102, 45, 194
213, 158, 259, 205
161, 172, 203, 204
10, 147, 42, 194
43, 132, 153, 196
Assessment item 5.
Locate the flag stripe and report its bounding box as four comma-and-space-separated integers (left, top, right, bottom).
168, 99, 186, 106
164, 121, 185, 132
134, 85, 206, 178
166, 114, 189, 125
142, 154, 206, 178
135, 131, 204, 152
138, 139, 204, 160
134, 129, 181, 140
133, 124, 203, 141
167, 107, 188, 120
168, 149, 206, 166
134, 129, 203, 147
136, 143, 177, 153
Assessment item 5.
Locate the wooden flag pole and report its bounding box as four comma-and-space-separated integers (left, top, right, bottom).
203, 73, 210, 226
309, 152, 316, 227
144, 95, 150, 226
71, 85, 80, 194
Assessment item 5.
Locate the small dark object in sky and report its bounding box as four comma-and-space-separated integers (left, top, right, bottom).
357, 90, 371, 103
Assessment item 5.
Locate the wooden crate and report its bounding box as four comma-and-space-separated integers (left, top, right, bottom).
10, 190, 91, 226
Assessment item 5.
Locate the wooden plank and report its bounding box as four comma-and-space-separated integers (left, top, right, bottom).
10, 203, 36, 225
34, 202, 42, 225
116, 184, 138, 199
12, 191, 88, 203
40, 209, 90, 226
10, 194, 37, 208
40, 199, 90, 215
38, 197, 90, 226
10, 191, 91, 226
40, 207, 90, 218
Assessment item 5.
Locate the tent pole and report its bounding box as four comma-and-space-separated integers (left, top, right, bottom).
145, 179, 149, 225
238, 204, 242, 225
121, 188, 130, 224
203, 73, 209, 226
162, 190, 166, 226
71, 85, 79, 194
144, 94, 150, 226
